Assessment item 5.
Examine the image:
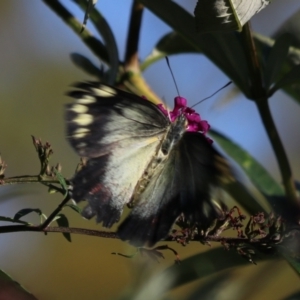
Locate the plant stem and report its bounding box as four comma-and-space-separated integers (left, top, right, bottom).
1, 175, 59, 185
256, 99, 299, 208
122, 1, 163, 104
39, 194, 71, 229
242, 24, 299, 211
0, 224, 274, 244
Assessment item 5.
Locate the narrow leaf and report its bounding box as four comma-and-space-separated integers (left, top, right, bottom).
40, 213, 48, 223
210, 129, 284, 197
73, 0, 119, 84
274, 8, 300, 50
54, 169, 68, 193
0, 268, 37, 299
166, 247, 277, 289
43, 0, 109, 64
70, 53, 103, 79
81, 0, 97, 31
0, 216, 30, 225
56, 214, 71, 242
14, 208, 42, 220
283, 290, 300, 300
265, 33, 292, 89
194, 0, 270, 33
269, 64, 300, 96
65, 204, 82, 214
254, 32, 300, 103
139, 0, 252, 98
224, 180, 267, 214
282, 252, 300, 276
186, 272, 234, 300
142, 32, 197, 70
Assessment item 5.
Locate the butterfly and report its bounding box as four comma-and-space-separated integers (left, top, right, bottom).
65, 82, 231, 246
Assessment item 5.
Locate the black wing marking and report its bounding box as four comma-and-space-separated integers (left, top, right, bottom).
65, 82, 169, 158
118, 132, 230, 246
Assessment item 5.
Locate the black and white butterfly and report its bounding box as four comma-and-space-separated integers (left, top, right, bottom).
65, 82, 231, 246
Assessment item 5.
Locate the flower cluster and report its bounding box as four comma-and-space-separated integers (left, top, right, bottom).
158, 96, 210, 135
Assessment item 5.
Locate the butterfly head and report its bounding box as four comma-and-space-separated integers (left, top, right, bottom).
157, 96, 211, 135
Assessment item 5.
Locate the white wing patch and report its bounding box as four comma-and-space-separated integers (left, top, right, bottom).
77, 95, 96, 104
92, 85, 116, 97
102, 135, 162, 211
71, 128, 90, 138
70, 104, 89, 114
73, 114, 93, 126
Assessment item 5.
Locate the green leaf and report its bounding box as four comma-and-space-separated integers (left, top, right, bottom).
65, 204, 82, 214
142, 32, 198, 70
43, 0, 109, 64
210, 129, 285, 197
264, 33, 292, 90
0, 216, 30, 225
194, 0, 270, 33
54, 169, 68, 192
139, 0, 252, 98
166, 247, 277, 289
73, 0, 119, 84
269, 64, 300, 96
52, 215, 62, 222
185, 272, 235, 300
13, 208, 42, 220
0, 268, 37, 299
81, 0, 97, 31
224, 180, 267, 214
274, 9, 300, 50
56, 214, 71, 242
188, 260, 279, 300
283, 290, 300, 300
70, 53, 103, 79
281, 252, 300, 276
40, 213, 48, 224
254, 33, 300, 103
259, 9, 300, 102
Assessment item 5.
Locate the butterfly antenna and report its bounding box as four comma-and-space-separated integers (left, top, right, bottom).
166, 57, 181, 97
191, 81, 232, 108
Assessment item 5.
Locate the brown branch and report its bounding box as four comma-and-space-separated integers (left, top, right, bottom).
0, 224, 274, 245
0, 175, 60, 185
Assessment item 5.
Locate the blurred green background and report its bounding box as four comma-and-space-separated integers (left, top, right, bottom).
0, 1, 300, 299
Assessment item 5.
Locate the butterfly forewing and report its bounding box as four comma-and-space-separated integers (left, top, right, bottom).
66, 82, 168, 157
66, 82, 169, 226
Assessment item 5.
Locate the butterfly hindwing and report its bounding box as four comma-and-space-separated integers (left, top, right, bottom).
118, 132, 228, 246
66, 82, 169, 227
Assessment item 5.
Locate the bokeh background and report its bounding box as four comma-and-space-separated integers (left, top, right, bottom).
0, 0, 300, 299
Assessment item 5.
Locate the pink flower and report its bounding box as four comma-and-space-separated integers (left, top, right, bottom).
157, 96, 211, 138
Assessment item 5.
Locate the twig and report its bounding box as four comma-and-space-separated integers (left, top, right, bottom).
0, 175, 59, 185
39, 194, 71, 229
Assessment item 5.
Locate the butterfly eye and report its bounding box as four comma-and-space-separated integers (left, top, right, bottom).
161, 148, 168, 155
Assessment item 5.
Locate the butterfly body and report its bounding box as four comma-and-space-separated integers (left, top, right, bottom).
66, 82, 230, 246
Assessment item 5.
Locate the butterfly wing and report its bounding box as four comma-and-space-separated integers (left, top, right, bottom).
65, 82, 169, 227
118, 132, 229, 246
